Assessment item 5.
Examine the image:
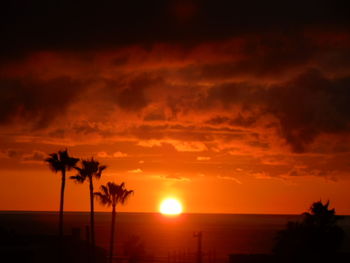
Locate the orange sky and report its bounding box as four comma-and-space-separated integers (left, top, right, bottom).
1, 1, 350, 215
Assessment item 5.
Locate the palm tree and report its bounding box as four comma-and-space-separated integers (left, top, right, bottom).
274, 201, 344, 262
94, 182, 134, 263
45, 149, 79, 240
71, 158, 106, 251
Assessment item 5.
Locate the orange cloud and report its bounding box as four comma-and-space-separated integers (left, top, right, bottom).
1, 26, 350, 213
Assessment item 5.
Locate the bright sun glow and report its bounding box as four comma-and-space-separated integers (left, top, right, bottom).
159, 198, 183, 215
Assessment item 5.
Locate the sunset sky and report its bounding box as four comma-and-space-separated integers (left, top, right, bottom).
1, 0, 350, 214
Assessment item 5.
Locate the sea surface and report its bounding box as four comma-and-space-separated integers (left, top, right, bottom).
1, 212, 349, 262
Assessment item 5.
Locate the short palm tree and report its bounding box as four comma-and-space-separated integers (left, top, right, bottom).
70, 158, 106, 251
45, 149, 79, 240
95, 182, 134, 263
274, 201, 344, 261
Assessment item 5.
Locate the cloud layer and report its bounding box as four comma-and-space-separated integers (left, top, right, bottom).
1, 1, 350, 184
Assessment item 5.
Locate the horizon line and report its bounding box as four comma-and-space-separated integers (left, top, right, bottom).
1, 209, 349, 216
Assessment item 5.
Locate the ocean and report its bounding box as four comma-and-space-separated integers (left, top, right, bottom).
0, 212, 349, 262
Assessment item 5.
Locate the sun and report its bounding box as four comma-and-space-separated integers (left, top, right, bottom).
159, 198, 183, 215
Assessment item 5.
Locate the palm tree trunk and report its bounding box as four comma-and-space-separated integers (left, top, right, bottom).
109, 204, 116, 263
59, 169, 66, 238
59, 169, 66, 262
89, 176, 96, 261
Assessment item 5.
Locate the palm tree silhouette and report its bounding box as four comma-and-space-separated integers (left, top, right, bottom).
95, 182, 134, 263
45, 149, 79, 240
71, 158, 106, 253
274, 200, 344, 262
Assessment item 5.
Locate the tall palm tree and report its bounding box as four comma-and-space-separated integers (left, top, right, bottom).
71, 158, 106, 251
94, 182, 134, 263
45, 149, 79, 240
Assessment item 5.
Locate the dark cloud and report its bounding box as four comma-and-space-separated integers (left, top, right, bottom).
105, 73, 164, 112
205, 114, 258, 128
1, 0, 349, 61
181, 33, 315, 80
73, 122, 102, 135
1, 149, 45, 163
206, 82, 258, 108
205, 116, 231, 125
116, 85, 149, 112
48, 128, 66, 138
177, 31, 350, 84
22, 151, 46, 162
0, 76, 83, 129
267, 70, 350, 152
6, 149, 23, 159
122, 124, 247, 149
0, 1, 349, 157
201, 69, 350, 152
144, 109, 167, 121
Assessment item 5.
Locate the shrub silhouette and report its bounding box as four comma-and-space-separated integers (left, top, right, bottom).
274, 201, 344, 262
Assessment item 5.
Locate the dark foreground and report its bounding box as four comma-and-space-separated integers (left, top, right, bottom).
1, 227, 350, 263
0, 227, 106, 263
229, 253, 350, 263
1, 211, 349, 263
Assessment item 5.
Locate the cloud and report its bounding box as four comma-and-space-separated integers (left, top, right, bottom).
128, 168, 143, 174
21, 151, 46, 163
143, 108, 167, 121
137, 138, 208, 152
3, 51, 350, 154
190, 69, 350, 152
111, 73, 164, 112
0, 149, 46, 164
156, 174, 191, 181
1, 0, 348, 62
170, 141, 208, 152
5, 149, 24, 159
252, 172, 273, 180
205, 114, 258, 128
217, 175, 242, 184
266, 70, 350, 152
113, 152, 128, 158
197, 156, 211, 161
0, 76, 84, 129
97, 151, 128, 158
1, 13, 350, 163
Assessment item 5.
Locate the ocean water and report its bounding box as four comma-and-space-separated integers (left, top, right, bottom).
1, 212, 349, 261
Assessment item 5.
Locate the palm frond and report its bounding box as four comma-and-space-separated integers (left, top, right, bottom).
70, 175, 86, 183
45, 153, 63, 172
95, 165, 107, 179
78, 158, 106, 179
100, 181, 134, 206
95, 181, 133, 207
94, 192, 112, 206
120, 189, 134, 204
101, 185, 110, 197
45, 150, 79, 173
66, 156, 80, 171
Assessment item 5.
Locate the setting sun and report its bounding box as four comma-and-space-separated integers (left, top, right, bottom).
159, 198, 183, 215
